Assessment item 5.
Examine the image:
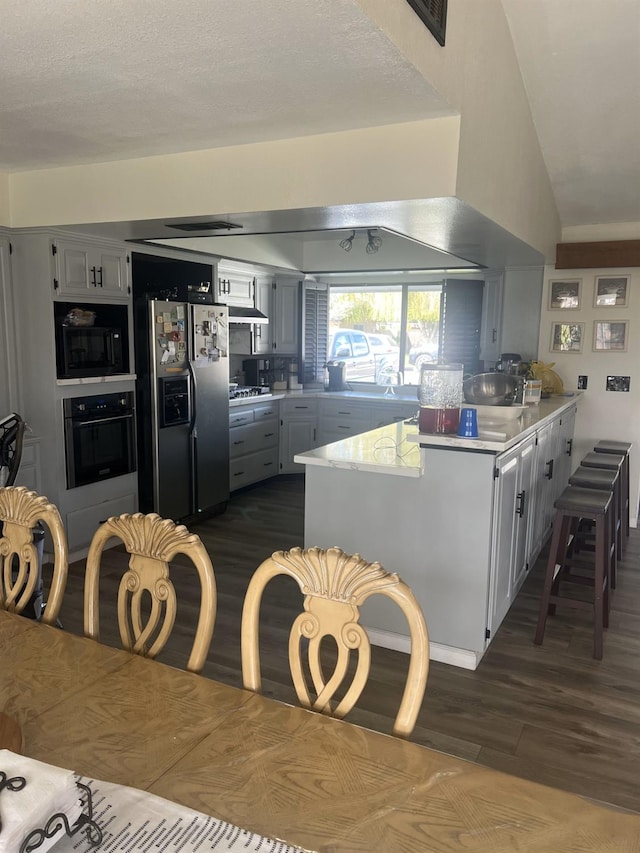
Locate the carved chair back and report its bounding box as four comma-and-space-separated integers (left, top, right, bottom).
84, 513, 217, 673
0, 486, 68, 624
241, 546, 429, 737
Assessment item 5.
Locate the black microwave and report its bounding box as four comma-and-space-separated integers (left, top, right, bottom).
54, 302, 130, 379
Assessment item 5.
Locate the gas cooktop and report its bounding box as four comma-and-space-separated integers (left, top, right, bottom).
229, 386, 272, 399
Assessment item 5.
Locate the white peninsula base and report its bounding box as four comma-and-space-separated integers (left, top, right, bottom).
296, 397, 579, 670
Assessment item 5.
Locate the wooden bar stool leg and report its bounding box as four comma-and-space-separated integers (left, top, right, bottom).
535, 511, 570, 645
594, 513, 606, 660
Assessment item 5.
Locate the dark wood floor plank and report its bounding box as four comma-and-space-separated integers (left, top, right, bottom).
44, 473, 640, 813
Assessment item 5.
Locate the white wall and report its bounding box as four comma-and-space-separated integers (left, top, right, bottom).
5, 0, 560, 261
7, 118, 460, 227
359, 0, 560, 259
537, 263, 640, 525
0, 175, 9, 227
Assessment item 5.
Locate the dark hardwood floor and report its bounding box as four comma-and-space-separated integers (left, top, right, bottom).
51, 474, 640, 813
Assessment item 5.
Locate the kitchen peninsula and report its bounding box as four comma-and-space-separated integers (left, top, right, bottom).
295, 395, 580, 669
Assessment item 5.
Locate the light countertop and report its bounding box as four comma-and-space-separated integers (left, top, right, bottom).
230, 388, 420, 408
407, 394, 581, 453
293, 394, 581, 475
294, 421, 422, 478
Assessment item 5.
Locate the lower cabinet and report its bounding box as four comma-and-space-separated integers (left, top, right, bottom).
279, 398, 318, 473
488, 435, 536, 635
229, 400, 279, 490
488, 405, 575, 640
316, 398, 416, 446
65, 491, 137, 552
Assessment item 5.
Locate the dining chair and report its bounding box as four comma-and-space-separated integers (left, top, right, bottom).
84, 512, 217, 673
0, 486, 68, 625
241, 546, 429, 737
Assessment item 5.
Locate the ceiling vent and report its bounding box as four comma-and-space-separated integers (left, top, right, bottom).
405, 0, 447, 46
165, 221, 243, 232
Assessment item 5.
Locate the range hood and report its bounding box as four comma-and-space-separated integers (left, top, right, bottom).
228, 306, 269, 325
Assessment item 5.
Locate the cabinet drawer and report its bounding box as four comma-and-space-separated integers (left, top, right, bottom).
230, 447, 279, 490
229, 420, 279, 458
319, 415, 370, 436
281, 398, 317, 416
229, 410, 254, 428
320, 400, 369, 420
253, 402, 279, 421
66, 492, 137, 549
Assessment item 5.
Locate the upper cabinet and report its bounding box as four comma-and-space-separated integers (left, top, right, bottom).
253, 275, 273, 355
252, 276, 300, 356
271, 279, 300, 355
479, 272, 503, 366
215, 262, 255, 306
53, 239, 130, 299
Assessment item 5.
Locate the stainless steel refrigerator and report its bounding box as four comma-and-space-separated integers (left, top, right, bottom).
136, 299, 230, 521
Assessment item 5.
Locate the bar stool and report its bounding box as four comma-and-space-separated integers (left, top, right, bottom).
568, 465, 619, 589
534, 486, 613, 660
594, 441, 631, 540
581, 451, 624, 559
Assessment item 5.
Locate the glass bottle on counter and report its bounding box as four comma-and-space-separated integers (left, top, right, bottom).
418, 363, 463, 434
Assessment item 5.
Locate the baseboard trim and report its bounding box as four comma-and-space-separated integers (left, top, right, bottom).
365, 627, 481, 670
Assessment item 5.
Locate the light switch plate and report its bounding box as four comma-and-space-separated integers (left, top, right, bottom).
606, 375, 630, 392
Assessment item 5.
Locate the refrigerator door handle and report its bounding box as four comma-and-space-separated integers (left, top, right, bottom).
187, 358, 197, 435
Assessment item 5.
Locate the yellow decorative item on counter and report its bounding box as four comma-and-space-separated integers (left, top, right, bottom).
528, 361, 564, 396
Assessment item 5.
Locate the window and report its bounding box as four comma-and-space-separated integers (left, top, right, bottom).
323, 279, 483, 386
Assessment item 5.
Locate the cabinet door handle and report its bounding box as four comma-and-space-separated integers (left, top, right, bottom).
233, 440, 245, 446
545, 459, 554, 480
97, 266, 103, 287
91, 266, 97, 287
566, 438, 573, 456
264, 432, 274, 438
492, 328, 497, 342
516, 490, 526, 518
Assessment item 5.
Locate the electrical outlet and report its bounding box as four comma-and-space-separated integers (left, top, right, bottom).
606, 375, 630, 392
577, 375, 588, 390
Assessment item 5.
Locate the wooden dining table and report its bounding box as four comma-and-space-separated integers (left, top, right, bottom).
1, 609, 639, 852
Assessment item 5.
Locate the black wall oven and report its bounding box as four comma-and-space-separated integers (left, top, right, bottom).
64, 392, 136, 489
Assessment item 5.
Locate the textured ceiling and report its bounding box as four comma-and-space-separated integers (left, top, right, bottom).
0, 0, 450, 172
1, 0, 636, 248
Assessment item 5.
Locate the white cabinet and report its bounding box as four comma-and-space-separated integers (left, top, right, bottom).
488, 435, 535, 636
530, 417, 561, 560
65, 491, 137, 551
252, 275, 272, 355
317, 398, 416, 446
317, 400, 371, 446
271, 279, 299, 355
555, 403, 577, 489
0, 235, 19, 415
280, 398, 318, 473
53, 239, 129, 298
479, 272, 503, 366
215, 263, 255, 307
229, 400, 279, 490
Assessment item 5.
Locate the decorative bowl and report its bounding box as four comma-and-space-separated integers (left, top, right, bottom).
463, 373, 519, 406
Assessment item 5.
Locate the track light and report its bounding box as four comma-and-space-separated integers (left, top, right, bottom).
366, 229, 383, 254
339, 230, 355, 252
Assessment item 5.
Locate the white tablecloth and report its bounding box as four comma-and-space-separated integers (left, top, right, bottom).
52, 776, 310, 853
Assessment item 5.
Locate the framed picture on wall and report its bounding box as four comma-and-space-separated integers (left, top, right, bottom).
594, 275, 629, 307
548, 278, 582, 309
550, 322, 584, 353
593, 320, 628, 352
549, 278, 582, 311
